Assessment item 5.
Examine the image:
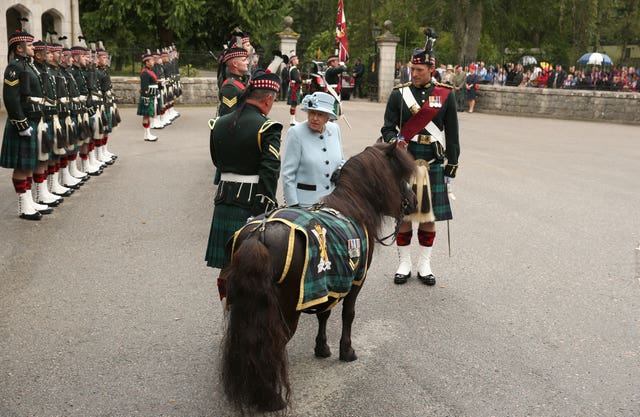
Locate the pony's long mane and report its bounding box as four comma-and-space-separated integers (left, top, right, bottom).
322, 142, 415, 235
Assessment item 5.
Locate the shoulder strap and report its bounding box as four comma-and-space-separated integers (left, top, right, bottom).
399, 85, 450, 145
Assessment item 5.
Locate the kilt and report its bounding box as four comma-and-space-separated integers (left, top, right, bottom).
407, 141, 452, 221
287, 85, 301, 106
136, 96, 155, 117
205, 203, 252, 269
0, 120, 38, 171
102, 105, 113, 133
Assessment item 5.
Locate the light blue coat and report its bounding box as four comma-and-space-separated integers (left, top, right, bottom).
281, 121, 344, 207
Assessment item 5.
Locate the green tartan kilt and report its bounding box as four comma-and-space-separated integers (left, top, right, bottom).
103, 105, 113, 133
136, 96, 155, 117
0, 120, 38, 171
286, 85, 301, 106
408, 141, 452, 221
205, 203, 252, 268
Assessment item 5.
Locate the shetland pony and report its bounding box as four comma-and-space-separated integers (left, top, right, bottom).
220, 142, 416, 413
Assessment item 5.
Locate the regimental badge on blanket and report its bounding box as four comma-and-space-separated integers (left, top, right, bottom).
311, 224, 332, 273
348, 238, 361, 271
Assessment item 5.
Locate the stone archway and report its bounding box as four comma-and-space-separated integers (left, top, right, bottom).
41, 8, 63, 41
6, 4, 32, 38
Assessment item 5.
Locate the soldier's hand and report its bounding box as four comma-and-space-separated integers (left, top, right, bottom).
18, 127, 33, 137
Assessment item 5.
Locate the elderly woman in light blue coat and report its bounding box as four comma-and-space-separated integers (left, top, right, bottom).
281, 92, 345, 207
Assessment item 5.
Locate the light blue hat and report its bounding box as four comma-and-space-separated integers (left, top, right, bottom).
301, 92, 337, 120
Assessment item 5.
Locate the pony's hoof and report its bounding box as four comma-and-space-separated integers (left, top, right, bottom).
258, 396, 287, 412
339, 349, 357, 362
314, 345, 331, 358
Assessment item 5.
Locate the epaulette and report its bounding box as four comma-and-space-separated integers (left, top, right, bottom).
393, 82, 412, 89
207, 117, 219, 130
257, 120, 283, 158
434, 81, 453, 89
259, 120, 282, 133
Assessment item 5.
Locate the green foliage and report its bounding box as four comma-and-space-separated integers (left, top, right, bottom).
79, 0, 640, 71
180, 64, 199, 78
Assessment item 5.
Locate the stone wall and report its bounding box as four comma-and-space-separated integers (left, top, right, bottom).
112, 77, 217, 106
3, 76, 639, 126
476, 85, 640, 125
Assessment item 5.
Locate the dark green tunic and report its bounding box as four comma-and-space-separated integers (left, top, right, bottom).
218, 73, 246, 115
205, 104, 283, 268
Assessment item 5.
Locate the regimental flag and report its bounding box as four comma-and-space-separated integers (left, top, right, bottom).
335, 0, 349, 63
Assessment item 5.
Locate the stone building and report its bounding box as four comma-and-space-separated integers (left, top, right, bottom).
1, 0, 82, 73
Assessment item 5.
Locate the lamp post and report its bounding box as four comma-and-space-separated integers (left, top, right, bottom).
369, 22, 381, 100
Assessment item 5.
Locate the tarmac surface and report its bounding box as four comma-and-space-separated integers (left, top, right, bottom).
1, 99, 640, 416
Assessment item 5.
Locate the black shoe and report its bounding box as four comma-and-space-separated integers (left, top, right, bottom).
53, 189, 74, 197
39, 198, 63, 207
393, 272, 411, 284
20, 211, 43, 221
88, 169, 102, 176
418, 273, 436, 286
38, 207, 53, 215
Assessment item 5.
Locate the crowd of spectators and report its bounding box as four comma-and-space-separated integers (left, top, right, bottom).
434, 61, 639, 92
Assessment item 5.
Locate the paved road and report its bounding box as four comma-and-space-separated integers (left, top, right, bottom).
1, 100, 639, 416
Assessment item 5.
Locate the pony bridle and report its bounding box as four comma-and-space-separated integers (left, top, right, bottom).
376, 181, 414, 246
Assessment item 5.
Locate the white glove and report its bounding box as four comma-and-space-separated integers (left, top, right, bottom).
445, 176, 454, 185
18, 127, 33, 137
42, 122, 49, 130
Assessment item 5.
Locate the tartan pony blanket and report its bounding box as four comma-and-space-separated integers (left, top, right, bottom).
235, 207, 369, 312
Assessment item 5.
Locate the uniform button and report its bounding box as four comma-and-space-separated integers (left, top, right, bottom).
325, 185, 330, 190
322, 148, 327, 151
325, 173, 330, 177
325, 160, 329, 164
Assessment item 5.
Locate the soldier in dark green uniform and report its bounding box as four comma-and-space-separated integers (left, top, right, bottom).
325, 55, 347, 98
1, 29, 54, 219
205, 70, 282, 302
71, 42, 102, 176
59, 39, 89, 183
217, 47, 248, 116
137, 50, 159, 141
380, 44, 460, 287
151, 50, 167, 129
286, 54, 301, 125
50, 39, 81, 190
33, 40, 74, 201
96, 43, 118, 165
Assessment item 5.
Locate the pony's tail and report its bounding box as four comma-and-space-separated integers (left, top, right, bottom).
221, 236, 291, 413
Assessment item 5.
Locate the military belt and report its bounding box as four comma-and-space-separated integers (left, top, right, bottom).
410, 134, 432, 145
220, 173, 259, 184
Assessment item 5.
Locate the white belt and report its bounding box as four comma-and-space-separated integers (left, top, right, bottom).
91, 95, 101, 101
29, 97, 44, 104
78, 95, 87, 101
220, 173, 259, 184
148, 84, 158, 88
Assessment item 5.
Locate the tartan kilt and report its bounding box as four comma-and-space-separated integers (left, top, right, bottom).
205, 203, 252, 269
102, 105, 113, 133
407, 141, 452, 221
286, 85, 301, 106
136, 96, 155, 117
0, 120, 38, 171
